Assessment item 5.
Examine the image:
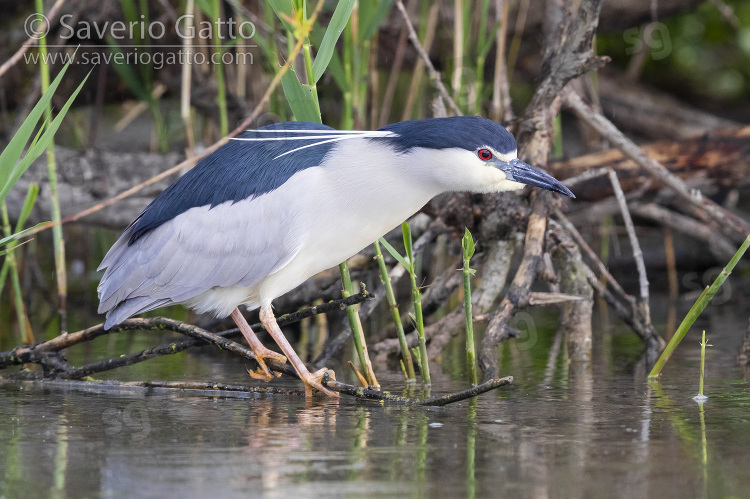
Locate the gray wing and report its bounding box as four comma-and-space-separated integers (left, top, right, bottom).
97, 195, 303, 328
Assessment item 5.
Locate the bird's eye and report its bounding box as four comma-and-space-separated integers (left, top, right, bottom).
478, 148, 493, 161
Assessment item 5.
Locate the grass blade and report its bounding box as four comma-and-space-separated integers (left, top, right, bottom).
0, 59, 73, 201
280, 68, 322, 122
312, 0, 355, 83
15, 183, 39, 233
378, 236, 410, 270
649, 235, 750, 378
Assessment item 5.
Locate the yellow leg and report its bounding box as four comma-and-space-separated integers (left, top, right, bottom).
259, 306, 339, 397
231, 308, 287, 382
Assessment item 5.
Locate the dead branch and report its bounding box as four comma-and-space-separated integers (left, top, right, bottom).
0, 289, 372, 372
0, 287, 513, 405
321, 374, 513, 406
552, 126, 750, 202
629, 202, 737, 261
0, 375, 514, 406
0, 0, 67, 79
563, 90, 750, 244
394, 0, 463, 117
609, 170, 650, 307
597, 70, 741, 140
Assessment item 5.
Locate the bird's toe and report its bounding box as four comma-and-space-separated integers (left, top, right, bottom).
302, 368, 339, 397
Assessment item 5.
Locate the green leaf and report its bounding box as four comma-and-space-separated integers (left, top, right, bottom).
324, 50, 349, 91
105, 39, 150, 102
280, 68, 322, 122
312, 0, 355, 83
268, 0, 297, 33
15, 183, 39, 233
0, 221, 48, 247
359, 0, 392, 43
194, 0, 215, 17
462, 227, 476, 259
0, 57, 76, 203
3, 72, 90, 205
378, 236, 410, 271
402, 222, 414, 263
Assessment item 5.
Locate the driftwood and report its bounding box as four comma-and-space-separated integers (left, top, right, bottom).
553, 126, 750, 201
597, 70, 741, 140
6, 146, 181, 228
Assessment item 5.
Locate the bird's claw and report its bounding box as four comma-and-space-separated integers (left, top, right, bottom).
302, 368, 339, 398
245, 349, 287, 382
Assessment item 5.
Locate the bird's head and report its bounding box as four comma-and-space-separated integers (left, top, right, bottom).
379, 117, 574, 198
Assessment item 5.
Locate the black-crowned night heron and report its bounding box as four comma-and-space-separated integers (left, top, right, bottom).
98, 116, 574, 396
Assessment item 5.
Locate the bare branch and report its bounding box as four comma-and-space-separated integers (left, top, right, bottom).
608, 169, 650, 305
394, 0, 463, 117
0, 0, 67, 79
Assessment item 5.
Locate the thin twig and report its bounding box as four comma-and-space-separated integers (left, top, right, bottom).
0, 0, 67, 79
555, 209, 634, 305
707, 0, 742, 30
0, 376, 514, 406
378, 0, 411, 127
394, 0, 463, 116
401, 2, 440, 121
630, 202, 736, 261
550, 221, 664, 350
321, 374, 514, 406
0, 290, 372, 371
560, 166, 612, 188
491, 0, 513, 122
608, 169, 649, 305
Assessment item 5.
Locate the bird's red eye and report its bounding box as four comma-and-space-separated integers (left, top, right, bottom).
478, 148, 493, 160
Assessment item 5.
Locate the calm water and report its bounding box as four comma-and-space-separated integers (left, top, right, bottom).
1, 301, 750, 498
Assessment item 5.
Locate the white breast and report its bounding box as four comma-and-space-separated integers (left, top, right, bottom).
256, 139, 439, 303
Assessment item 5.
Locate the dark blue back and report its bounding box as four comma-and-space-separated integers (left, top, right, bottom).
128, 122, 336, 244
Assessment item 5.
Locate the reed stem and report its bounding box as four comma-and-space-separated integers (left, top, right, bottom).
35, 0, 67, 334
462, 228, 478, 385
374, 240, 415, 381
212, 0, 229, 136
403, 222, 430, 385
339, 261, 378, 388
1, 202, 31, 344
699, 330, 711, 398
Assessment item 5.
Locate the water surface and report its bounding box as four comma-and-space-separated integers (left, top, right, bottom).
1, 303, 749, 498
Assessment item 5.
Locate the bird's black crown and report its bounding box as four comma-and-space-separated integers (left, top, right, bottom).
378, 116, 518, 155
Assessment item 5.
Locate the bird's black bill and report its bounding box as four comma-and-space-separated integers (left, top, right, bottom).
505, 159, 575, 198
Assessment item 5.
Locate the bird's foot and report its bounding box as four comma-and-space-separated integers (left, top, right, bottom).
302, 368, 339, 398
246, 347, 287, 382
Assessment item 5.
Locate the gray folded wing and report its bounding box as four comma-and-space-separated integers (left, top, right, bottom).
97, 195, 303, 328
